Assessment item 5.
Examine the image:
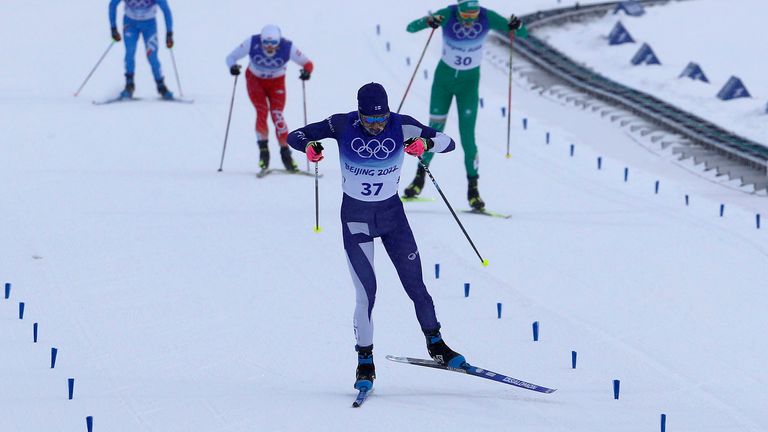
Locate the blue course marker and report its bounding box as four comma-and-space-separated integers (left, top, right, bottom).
569, 144, 574, 157
624, 167, 629, 182
597, 157, 602, 170
19, 302, 25, 319
423, 69, 428, 80
522, 118, 528, 130
655, 180, 660, 194
685, 194, 689, 206
613, 379, 620, 400
33, 323, 38, 343
376, 24, 380, 35
571, 351, 577, 369
68, 378, 75, 400
86, 416, 94, 432
386, 41, 390, 52
501, 107, 506, 117
406, 57, 410, 66
4, 282, 10, 299
479, 97, 484, 108
720, 204, 725, 217
497, 303, 502, 319
545, 132, 550, 144
532, 321, 539, 341
757, 214, 761, 229
434, 263, 440, 279
464, 283, 470, 298
51, 347, 58, 369
661, 414, 667, 432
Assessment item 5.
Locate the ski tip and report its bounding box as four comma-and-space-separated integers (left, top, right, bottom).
482, 259, 490, 267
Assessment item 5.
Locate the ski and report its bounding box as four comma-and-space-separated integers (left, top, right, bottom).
460, 209, 512, 219
385, 355, 556, 394
92, 96, 142, 105
352, 387, 373, 408
401, 196, 436, 203
256, 168, 323, 179
160, 97, 194, 104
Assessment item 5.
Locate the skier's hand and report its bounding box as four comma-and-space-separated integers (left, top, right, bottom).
306, 141, 324, 163
427, 15, 444, 29
404, 137, 433, 157
166, 31, 174, 48
230, 64, 241, 76
508, 15, 523, 31
299, 69, 311, 81
111, 27, 122, 42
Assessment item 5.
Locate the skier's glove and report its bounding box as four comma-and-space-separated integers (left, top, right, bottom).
404, 137, 434, 157
427, 15, 444, 29
230, 64, 241, 76
111, 27, 122, 42
299, 69, 311, 81
166, 31, 174, 48
306, 141, 324, 163
508, 15, 523, 31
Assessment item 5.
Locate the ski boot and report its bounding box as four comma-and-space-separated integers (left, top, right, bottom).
280, 146, 299, 172
156, 78, 174, 100
425, 330, 467, 368
402, 165, 426, 198
258, 140, 270, 170
120, 73, 135, 99
467, 176, 485, 211
354, 345, 376, 391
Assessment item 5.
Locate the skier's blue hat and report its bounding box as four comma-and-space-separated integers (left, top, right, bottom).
357, 83, 389, 116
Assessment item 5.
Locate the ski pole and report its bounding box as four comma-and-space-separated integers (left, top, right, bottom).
396, 27, 436, 113
169, 48, 184, 98
217, 74, 239, 172
303, 80, 322, 233
417, 157, 488, 266
505, 31, 515, 159
74, 41, 116, 97
302, 80, 310, 171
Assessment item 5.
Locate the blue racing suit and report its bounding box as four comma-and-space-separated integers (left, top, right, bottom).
109, 0, 173, 81
287, 112, 455, 348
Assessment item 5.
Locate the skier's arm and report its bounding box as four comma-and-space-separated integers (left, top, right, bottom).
406, 7, 452, 33
109, 0, 121, 29
157, 0, 173, 32
225, 37, 251, 68
287, 115, 343, 153
487, 9, 528, 38
400, 115, 455, 153
290, 45, 314, 75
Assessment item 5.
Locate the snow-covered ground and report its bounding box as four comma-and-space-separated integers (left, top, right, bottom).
537, 0, 768, 144
1, 1, 767, 431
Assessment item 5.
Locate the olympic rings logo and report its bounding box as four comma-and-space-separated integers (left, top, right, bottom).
452, 22, 484, 39
351, 137, 397, 160
127, 0, 154, 8
251, 54, 285, 68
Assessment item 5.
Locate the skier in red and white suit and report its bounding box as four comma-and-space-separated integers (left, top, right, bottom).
226, 24, 314, 172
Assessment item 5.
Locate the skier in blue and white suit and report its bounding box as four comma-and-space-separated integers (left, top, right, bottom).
109, 0, 174, 99
287, 83, 468, 391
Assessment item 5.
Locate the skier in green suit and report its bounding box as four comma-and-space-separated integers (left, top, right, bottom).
402, 0, 527, 210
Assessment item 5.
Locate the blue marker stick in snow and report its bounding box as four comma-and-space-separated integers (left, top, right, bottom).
86, 416, 94, 432
624, 167, 629, 182
571, 351, 577, 369
613, 379, 620, 399
597, 157, 602, 170
51, 347, 58, 369
523, 118, 528, 130
424, 69, 428, 80
661, 414, 667, 432
19, 302, 25, 319
720, 204, 725, 217
68, 378, 75, 400
497, 303, 502, 319
33, 323, 38, 343
406, 57, 410, 66
386, 41, 390, 51
4, 282, 10, 299
376, 24, 380, 35
501, 107, 506, 117
685, 194, 689, 206
545, 132, 550, 144
569, 144, 574, 157
532, 321, 539, 341
479, 97, 484, 108
435, 263, 440, 279
655, 180, 660, 194
756, 214, 761, 229
464, 283, 470, 298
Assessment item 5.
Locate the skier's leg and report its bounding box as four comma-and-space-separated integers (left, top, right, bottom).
245, 70, 270, 142
141, 19, 164, 83
123, 18, 140, 80
265, 76, 297, 171
343, 220, 377, 349
455, 68, 484, 210
422, 61, 456, 168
